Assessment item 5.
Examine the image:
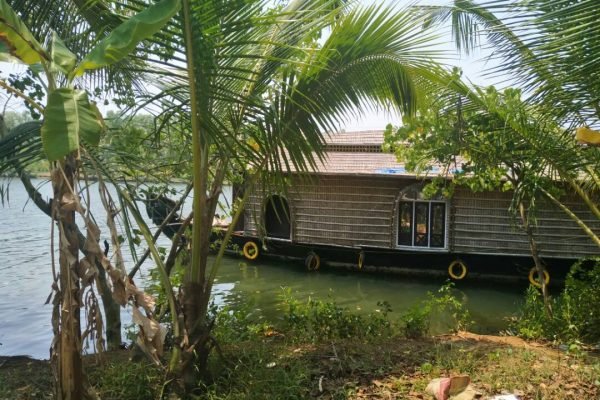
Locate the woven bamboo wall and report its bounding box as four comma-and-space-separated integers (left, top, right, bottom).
452, 187, 600, 258
244, 175, 413, 248
245, 177, 600, 259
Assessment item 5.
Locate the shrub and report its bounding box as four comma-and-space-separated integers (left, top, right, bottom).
562, 258, 600, 342
400, 282, 471, 338
511, 257, 600, 345
278, 288, 395, 342
509, 285, 558, 341
212, 302, 272, 343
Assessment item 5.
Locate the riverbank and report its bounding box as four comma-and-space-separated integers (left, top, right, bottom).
1, 332, 598, 400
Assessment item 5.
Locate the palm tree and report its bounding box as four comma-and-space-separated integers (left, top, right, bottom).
0, 0, 180, 398
123, 0, 452, 390
4, 0, 453, 393
418, 0, 600, 124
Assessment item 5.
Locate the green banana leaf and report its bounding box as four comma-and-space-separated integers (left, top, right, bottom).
73, 0, 180, 77
49, 31, 77, 74
0, 0, 46, 64
41, 88, 104, 161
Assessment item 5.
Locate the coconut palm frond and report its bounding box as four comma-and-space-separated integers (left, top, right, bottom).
0, 121, 43, 174
418, 0, 600, 126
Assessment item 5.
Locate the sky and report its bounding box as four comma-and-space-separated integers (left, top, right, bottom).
0, 0, 503, 131
343, 0, 501, 131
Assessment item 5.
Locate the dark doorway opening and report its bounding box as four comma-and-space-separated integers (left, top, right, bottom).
264, 195, 291, 239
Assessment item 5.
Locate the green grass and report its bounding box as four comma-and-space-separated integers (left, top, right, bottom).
1, 334, 599, 400
2, 287, 599, 400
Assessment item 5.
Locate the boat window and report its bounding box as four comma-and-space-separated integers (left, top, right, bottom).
397, 200, 447, 249
264, 195, 291, 240
414, 202, 429, 247
398, 202, 413, 246
430, 203, 446, 248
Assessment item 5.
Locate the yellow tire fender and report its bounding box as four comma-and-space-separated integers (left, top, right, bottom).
358, 251, 365, 270
528, 268, 550, 287
448, 260, 468, 280
305, 252, 320, 271
242, 241, 259, 261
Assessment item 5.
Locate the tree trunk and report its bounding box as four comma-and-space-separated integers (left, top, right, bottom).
96, 267, 122, 350
17, 166, 122, 350
518, 202, 552, 317
51, 154, 95, 399
181, 281, 211, 387
180, 202, 213, 387
177, 0, 213, 388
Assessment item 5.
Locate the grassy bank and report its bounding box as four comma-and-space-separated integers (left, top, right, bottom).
3, 282, 600, 399
1, 332, 598, 400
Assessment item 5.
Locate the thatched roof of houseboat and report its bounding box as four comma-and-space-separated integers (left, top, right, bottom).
325, 130, 384, 146
293, 130, 459, 178
308, 151, 420, 177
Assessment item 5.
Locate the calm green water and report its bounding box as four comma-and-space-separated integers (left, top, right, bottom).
213, 256, 524, 332
0, 178, 524, 359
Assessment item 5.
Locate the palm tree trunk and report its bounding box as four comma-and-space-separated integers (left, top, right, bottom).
173, 0, 215, 388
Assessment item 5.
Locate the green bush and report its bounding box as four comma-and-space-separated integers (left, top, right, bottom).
402, 303, 431, 339
510, 285, 551, 340
562, 258, 600, 342
212, 302, 272, 343
401, 282, 471, 338
278, 288, 395, 342
511, 257, 600, 345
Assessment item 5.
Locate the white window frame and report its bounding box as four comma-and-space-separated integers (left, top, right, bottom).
395, 199, 449, 251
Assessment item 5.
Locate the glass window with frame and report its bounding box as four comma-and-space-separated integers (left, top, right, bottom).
398, 202, 413, 246
397, 200, 447, 249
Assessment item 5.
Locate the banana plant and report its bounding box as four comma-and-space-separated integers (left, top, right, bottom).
1, 0, 179, 160
0, 0, 180, 398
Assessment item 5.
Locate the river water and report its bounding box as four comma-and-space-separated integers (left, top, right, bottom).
0, 178, 524, 359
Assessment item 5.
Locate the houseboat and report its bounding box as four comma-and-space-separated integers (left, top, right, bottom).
230, 130, 600, 285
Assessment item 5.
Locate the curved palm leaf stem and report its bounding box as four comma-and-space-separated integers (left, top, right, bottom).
127, 183, 193, 280
206, 173, 256, 293
569, 180, 600, 220
164, 211, 194, 277
0, 80, 44, 114
540, 187, 600, 248
153, 210, 195, 329
118, 187, 181, 339
87, 152, 181, 346
584, 165, 600, 192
